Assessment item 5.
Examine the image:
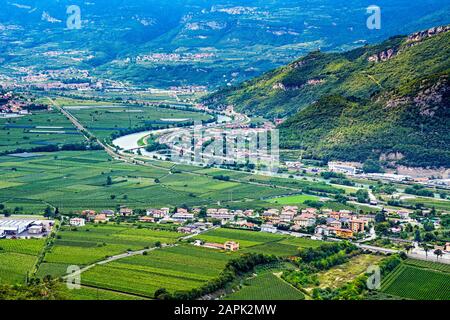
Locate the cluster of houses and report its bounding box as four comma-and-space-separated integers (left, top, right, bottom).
136, 52, 215, 63
69, 205, 375, 240
70, 207, 136, 226
314, 209, 371, 239
0, 92, 31, 116
68, 203, 447, 244
70, 206, 257, 226
258, 206, 372, 239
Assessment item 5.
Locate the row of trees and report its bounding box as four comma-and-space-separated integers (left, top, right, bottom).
0, 142, 102, 157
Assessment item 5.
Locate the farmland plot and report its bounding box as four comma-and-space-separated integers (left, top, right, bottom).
381, 260, 450, 300
0, 239, 45, 284
37, 224, 181, 278
225, 272, 305, 300
80, 245, 233, 298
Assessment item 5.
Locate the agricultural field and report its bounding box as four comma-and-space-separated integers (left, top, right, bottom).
381, 259, 450, 300
196, 167, 342, 195
37, 224, 181, 279
78, 245, 233, 298
0, 109, 85, 154
0, 151, 325, 213
0, 239, 45, 284
56, 284, 146, 300
267, 194, 321, 205
243, 237, 324, 257
195, 228, 323, 256
403, 258, 450, 272
65, 104, 212, 141
194, 228, 285, 248
403, 197, 450, 212
225, 272, 305, 300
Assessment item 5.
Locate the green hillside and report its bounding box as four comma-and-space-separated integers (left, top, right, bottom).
203, 26, 450, 167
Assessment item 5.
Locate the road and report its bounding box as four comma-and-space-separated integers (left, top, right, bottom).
407, 252, 450, 264
179, 226, 220, 240
355, 243, 399, 254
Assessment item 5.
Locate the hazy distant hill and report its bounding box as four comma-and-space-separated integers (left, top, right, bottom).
204, 26, 450, 168
1, 0, 450, 87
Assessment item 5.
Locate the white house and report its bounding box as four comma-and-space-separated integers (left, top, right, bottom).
70, 218, 86, 227
261, 224, 277, 233
171, 212, 194, 222
315, 225, 331, 237
328, 162, 357, 175
294, 215, 316, 227
209, 213, 236, 220
146, 209, 169, 219
397, 210, 410, 219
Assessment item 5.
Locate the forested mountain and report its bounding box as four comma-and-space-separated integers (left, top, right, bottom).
204, 26, 450, 168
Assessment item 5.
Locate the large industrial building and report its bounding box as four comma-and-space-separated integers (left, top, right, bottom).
0, 219, 53, 238
0, 219, 34, 235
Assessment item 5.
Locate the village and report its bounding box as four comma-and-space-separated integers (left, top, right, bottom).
62, 203, 450, 257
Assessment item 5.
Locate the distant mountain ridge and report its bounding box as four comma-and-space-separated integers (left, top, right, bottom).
1, 0, 450, 87
204, 26, 450, 168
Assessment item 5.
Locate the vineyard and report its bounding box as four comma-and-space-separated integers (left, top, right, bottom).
0, 239, 45, 284
225, 271, 305, 300
381, 260, 450, 300
56, 284, 145, 300
242, 237, 324, 257
403, 258, 450, 273
36, 224, 181, 279
80, 245, 234, 298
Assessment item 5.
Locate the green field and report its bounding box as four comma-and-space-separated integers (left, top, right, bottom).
381, 259, 450, 300
37, 224, 181, 278
267, 194, 321, 205
243, 237, 324, 256
0, 151, 323, 213
0, 110, 86, 153
403, 197, 450, 211
0, 239, 45, 284
194, 228, 323, 256
403, 258, 450, 273
66, 104, 212, 141
80, 245, 233, 298
194, 228, 285, 248
57, 284, 146, 300
39, 226, 326, 299
226, 271, 305, 300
